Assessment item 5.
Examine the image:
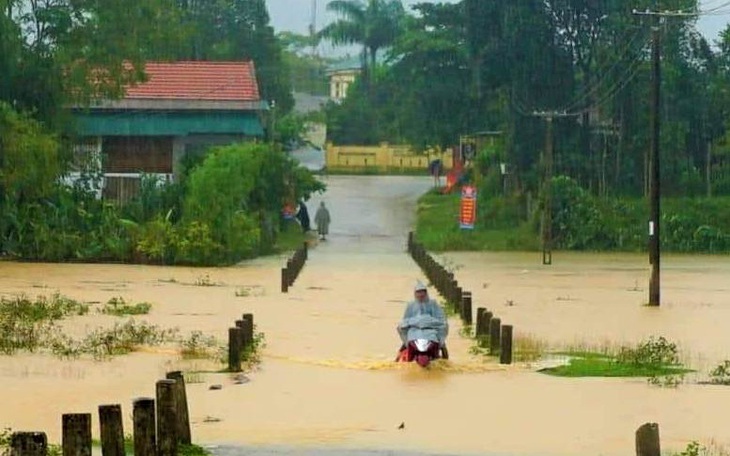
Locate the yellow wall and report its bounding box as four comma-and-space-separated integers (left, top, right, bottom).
325, 143, 453, 171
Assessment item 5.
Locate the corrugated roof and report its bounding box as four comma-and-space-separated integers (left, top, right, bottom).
125, 61, 261, 102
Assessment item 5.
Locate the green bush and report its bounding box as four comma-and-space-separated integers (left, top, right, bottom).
173, 220, 224, 265
136, 216, 176, 263
616, 337, 679, 367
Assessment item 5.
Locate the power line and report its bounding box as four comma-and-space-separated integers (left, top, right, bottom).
560, 31, 650, 113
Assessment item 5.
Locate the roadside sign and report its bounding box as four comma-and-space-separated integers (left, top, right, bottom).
460, 185, 477, 230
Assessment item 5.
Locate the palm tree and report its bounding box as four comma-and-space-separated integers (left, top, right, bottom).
320, 0, 405, 81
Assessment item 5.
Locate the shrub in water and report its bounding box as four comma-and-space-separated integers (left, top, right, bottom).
616, 336, 679, 367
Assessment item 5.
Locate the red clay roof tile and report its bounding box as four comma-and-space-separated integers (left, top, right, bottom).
125, 61, 260, 102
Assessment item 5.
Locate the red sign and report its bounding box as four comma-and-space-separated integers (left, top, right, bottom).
460, 185, 477, 229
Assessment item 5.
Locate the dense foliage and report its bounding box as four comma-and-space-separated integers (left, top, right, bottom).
1, 131, 324, 264
325, 0, 730, 198
0, 1, 325, 265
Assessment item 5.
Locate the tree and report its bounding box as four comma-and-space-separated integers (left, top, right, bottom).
170, 0, 294, 112
320, 0, 405, 82
278, 32, 330, 96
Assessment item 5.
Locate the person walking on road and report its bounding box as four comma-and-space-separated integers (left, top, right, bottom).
314, 201, 331, 241
296, 201, 311, 233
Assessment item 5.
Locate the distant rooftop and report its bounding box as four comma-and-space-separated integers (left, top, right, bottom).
125, 61, 261, 102
326, 56, 364, 73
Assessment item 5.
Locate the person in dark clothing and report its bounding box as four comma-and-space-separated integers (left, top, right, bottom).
429, 159, 443, 187
296, 201, 311, 233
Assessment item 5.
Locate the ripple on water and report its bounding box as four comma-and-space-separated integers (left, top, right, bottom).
267, 355, 506, 374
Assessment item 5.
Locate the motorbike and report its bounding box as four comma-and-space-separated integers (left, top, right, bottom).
396, 314, 449, 368
397, 339, 448, 367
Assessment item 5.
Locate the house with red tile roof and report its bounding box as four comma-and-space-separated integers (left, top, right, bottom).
70, 61, 267, 200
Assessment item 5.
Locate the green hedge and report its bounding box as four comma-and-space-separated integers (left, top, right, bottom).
416, 177, 730, 254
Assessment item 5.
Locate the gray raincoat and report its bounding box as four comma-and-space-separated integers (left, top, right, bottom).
314, 204, 331, 235
397, 299, 448, 347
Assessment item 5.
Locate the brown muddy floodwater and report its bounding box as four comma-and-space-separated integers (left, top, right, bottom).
1, 176, 729, 456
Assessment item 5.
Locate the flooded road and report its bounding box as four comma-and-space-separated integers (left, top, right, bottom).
1, 176, 729, 456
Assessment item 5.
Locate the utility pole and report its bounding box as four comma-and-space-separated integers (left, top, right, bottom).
707, 141, 712, 198
633, 6, 681, 307
543, 116, 554, 266
648, 22, 661, 307
532, 111, 573, 265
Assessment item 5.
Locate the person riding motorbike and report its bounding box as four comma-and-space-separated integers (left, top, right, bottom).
396, 281, 449, 364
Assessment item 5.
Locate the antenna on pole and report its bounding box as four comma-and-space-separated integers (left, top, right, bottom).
310, 0, 319, 59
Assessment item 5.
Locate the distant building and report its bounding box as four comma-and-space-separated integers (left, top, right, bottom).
70, 61, 267, 201
326, 57, 362, 102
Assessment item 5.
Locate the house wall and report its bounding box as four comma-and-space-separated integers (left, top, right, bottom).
329, 70, 359, 101
102, 136, 174, 173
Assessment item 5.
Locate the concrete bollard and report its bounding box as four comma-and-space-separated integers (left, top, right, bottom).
11, 432, 47, 456
62, 413, 92, 456
461, 292, 473, 325
166, 371, 192, 445
237, 318, 254, 349
475, 308, 487, 336
228, 327, 243, 372
489, 317, 502, 355
133, 398, 156, 456
281, 268, 289, 293
500, 325, 513, 365
156, 380, 178, 456
287, 259, 295, 285
480, 311, 493, 347
99, 405, 125, 456
636, 423, 661, 456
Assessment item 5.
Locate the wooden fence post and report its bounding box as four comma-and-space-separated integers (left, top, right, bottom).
489, 317, 502, 355
461, 292, 473, 325
99, 404, 125, 456
133, 398, 156, 456
636, 423, 660, 456
156, 379, 178, 456
475, 308, 486, 336
62, 413, 92, 456
500, 325, 513, 365
166, 371, 192, 445
11, 432, 47, 456
228, 327, 243, 372
281, 268, 288, 293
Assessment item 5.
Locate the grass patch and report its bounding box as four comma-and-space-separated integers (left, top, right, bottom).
0, 293, 89, 354
179, 331, 219, 360
708, 360, 730, 385
415, 190, 538, 252
100, 297, 152, 316
274, 219, 307, 253
543, 337, 693, 379
544, 356, 691, 377
179, 444, 212, 456
49, 320, 178, 360
672, 441, 730, 456
514, 334, 549, 362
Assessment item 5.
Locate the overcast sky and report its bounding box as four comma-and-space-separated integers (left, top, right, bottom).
266, 0, 729, 56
